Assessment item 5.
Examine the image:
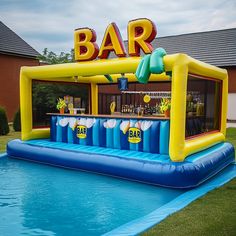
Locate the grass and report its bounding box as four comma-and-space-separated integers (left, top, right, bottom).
143, 179, 236, 236
1, 127, 236, 235
143, 127, 236, 236
0, 126, 21, 153
226, 127, 236, 148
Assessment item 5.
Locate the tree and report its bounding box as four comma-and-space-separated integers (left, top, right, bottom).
37, 48, 75, 64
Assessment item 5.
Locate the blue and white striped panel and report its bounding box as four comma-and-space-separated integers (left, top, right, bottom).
99, 119, 106, 147
56, 116, 63, 142
113, 119, 121, 150
86, 127, 93, 146
159, 121, 170, 155
92, 119, 100, 146
106, 122, 114, 148
150, 121, 160, 153
50, 116, 57, 141
67, 126, 74, 143
143, 127, 151, 152
120, 119, 130, 150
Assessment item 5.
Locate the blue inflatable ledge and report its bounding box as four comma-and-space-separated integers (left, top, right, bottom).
7, 139, 235, 188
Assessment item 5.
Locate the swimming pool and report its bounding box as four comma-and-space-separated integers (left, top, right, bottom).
0, 154, 184, 236
1, 154, 235, 236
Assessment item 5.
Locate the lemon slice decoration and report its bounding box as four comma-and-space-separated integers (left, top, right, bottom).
143, 94, 151, 103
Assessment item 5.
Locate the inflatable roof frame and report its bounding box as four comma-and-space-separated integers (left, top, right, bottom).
20, 53, 228, 162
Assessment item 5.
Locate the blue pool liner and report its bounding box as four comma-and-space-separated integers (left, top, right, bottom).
1, 152, 235, 235
103, 163, 236, 236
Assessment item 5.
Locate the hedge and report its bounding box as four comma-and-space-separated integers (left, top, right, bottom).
0, 106, 9, 135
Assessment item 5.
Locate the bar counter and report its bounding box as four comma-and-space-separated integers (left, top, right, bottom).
47, 112, 170, 155
47, 113, 170, 120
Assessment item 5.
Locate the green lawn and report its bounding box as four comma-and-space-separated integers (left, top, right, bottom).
1, 128, 236, 235
0, 127, 20, 153
226, 127, 236, 148
142, 178, 236, 236
143, 128, 236, 236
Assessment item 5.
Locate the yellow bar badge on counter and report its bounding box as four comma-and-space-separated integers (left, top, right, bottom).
128, 127, 141, 143
77, 125, 87, 139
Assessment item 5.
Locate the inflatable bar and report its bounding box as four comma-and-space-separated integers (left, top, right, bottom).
50, 116, 170, 155
10, 34, 236, 189
7, 139, 235, 188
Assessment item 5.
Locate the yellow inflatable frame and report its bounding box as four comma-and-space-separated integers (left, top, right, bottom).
20, 53, 228, 162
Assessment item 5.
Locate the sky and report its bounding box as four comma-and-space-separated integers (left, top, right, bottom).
0, 0, 236, 54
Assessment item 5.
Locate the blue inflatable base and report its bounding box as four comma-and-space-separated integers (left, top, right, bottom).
7, 139, 235, 188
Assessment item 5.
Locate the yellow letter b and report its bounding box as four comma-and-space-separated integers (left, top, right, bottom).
74, 28, 99, 61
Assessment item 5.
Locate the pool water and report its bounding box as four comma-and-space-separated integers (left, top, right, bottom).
0, 156, 185, 236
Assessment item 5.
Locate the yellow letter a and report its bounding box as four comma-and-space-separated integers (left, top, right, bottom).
98, 23, 126, 59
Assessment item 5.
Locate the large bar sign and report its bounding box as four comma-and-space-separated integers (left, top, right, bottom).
74, 18, 157, 61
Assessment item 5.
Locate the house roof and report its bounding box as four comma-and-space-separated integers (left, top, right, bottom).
155, 28, 236, 67
0, 21, 40, 58
110, 28, 236, 67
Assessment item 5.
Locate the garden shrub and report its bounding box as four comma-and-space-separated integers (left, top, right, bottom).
13, 109, 21, 131
0, 106, 9, 135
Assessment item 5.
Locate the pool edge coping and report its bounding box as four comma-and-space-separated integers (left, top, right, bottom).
103, 162, 236, 236
0, 153, 7, 158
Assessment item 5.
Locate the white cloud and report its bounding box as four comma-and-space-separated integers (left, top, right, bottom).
0, 0, 235, 54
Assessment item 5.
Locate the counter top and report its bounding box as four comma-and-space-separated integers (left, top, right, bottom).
46, 113, 170, 120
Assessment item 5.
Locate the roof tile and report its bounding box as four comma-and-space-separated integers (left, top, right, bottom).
110, 28, 236, 67
0, 21, 40, 58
